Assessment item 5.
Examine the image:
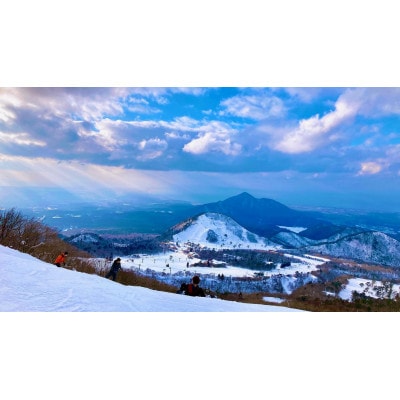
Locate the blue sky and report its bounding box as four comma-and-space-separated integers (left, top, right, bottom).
1, 87, 400, 211
2, 1, 400, 212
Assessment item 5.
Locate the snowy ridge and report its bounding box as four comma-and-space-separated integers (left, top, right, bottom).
172, 212, 279, 250
272, 231, 317, 248
70, 233, 100, 243
306, 230, 400, 267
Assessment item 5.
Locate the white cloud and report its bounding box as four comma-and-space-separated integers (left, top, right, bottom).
284, 88, 325, 103
342, 88, 400, 117
221, 94, 286, 120
358, 161, 384, 175
0, 132, 46, 147
180, 119, 241, 156
183, 132, 241, 156
257, 88, 400, 155
0, 106, 16, 123
0, 88, 127, 122
79, 116, 244, 160
91, 118, 125, 151
164, 132, 190, 140
128, 104, 161, 114
267, 90, 360, 154
137, 138, 168, 160
163, 116, 200, 131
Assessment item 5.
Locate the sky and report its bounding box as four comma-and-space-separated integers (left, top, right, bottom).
2, 86, 400, 211
2, 1, 400, 215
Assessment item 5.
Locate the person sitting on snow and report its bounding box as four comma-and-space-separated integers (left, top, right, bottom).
184, 275, 205, 297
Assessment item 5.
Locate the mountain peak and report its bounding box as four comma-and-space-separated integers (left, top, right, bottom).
196, 192, 322, 237
172, 212, 274, 250
235, 192, 255, 199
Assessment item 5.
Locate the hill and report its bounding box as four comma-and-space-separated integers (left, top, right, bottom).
305, 230, 400, 267
169, 212, 278, 250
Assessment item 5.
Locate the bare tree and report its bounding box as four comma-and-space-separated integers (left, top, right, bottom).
0, 208, 25, 248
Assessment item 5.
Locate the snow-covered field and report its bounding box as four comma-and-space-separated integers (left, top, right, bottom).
338, 278, 400, 300
121, 246, 325, 278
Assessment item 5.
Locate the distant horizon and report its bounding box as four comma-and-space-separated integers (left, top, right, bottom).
1, 185, 397, 215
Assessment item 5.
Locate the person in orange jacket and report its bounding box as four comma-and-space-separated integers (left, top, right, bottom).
54, 251, 68, 267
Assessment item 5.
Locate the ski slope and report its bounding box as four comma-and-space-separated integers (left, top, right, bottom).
0, 245, 302, 312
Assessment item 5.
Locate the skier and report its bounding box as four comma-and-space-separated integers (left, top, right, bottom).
54, 251, 68, 267
184, 275, 205, 297
105, 258, 122, 281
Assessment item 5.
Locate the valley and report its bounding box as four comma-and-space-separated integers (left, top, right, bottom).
62, 200, 400, 305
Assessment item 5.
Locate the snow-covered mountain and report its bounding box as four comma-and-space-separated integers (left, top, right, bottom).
168, 212, 400, 268
271, 231, 317, 248
171, 212, 279, 250
305, 230, 400, 267
194, 192, 324, 237
314, 226, 367, 243
70, 233, 101, 243
270, 225, 400, 268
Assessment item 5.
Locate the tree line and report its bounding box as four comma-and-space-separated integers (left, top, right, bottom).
0, 208, 93, 271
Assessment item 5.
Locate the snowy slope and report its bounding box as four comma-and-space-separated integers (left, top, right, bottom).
338, 277, 400, 300
69, 233, 100, 243
172, 212, 278, 250
306, 230, 400, 267
272, 231, 317, 248
0, 245, 302, 312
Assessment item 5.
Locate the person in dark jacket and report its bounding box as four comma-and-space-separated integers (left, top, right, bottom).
105, 258, 122, 281
184, 275, 205, 297
176, 282, 187, 294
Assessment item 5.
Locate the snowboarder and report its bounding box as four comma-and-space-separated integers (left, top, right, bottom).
184, 275, 205, 297
105, 258, 122, 281
54, 251, 68, 267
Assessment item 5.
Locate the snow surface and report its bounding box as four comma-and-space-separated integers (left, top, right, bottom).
263, 296, 285, 303
338, 277, 400, 300
0, 245, 303, 312
70, 233, 99, 243
121, 249, 324, 279
278, 225, 307, 233
173, 212, 277, 250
